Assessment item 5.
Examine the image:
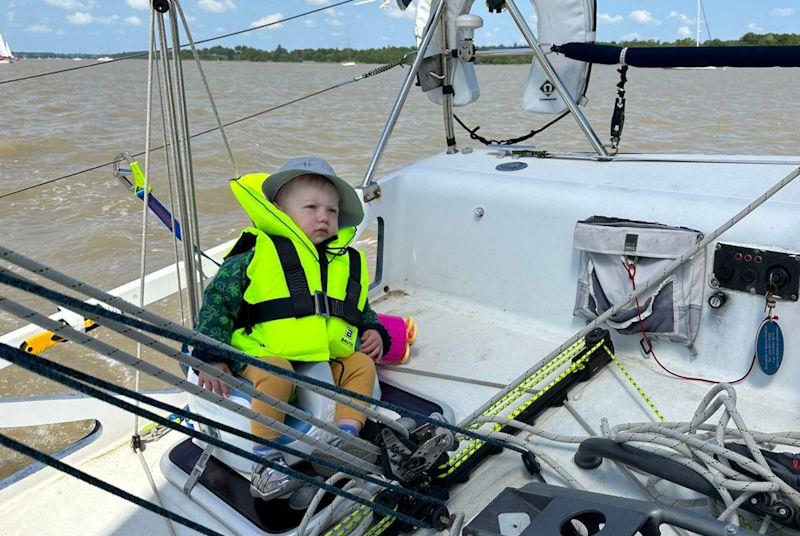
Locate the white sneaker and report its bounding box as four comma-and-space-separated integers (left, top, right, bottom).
250, 451, 303, 501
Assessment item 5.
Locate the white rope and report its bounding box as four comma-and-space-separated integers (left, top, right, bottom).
608, 384, 800, 525
297, 472, 374, 536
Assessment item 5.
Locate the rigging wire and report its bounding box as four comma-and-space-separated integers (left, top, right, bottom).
0, 0, 358, 87
0, 55, 411, 202
700, 0, 713, 42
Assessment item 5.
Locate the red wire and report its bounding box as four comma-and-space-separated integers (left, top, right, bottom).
621, 260, 756, 385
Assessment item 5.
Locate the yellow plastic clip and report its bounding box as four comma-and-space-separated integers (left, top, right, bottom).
129, 160, 152, 194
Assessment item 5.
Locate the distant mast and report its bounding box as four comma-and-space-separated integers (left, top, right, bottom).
696, 0, 701, 46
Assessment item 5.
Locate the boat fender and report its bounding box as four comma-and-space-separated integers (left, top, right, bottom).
756, 317, 783, 375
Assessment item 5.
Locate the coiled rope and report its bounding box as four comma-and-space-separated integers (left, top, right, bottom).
607, 383, 800, 527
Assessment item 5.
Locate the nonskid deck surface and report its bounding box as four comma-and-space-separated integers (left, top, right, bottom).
2, 287, 798, 534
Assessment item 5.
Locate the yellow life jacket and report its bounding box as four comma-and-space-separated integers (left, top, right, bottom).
227, 173, 369, 361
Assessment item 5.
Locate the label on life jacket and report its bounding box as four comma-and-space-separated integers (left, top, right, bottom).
756, 317, 783, 375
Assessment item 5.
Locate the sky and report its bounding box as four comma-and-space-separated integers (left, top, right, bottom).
2, 0, 799, 54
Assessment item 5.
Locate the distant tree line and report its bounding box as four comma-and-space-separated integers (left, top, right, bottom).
18, 32, 800, 64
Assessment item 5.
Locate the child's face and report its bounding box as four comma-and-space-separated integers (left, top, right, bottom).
276, 180, 340, 245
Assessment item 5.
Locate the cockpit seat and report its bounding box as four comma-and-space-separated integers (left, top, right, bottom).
186, 361, 381, 473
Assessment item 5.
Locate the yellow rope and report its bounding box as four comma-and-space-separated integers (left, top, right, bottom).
442, 339, 604, 476
604, 346, 665, 423
324, 505, 370, 536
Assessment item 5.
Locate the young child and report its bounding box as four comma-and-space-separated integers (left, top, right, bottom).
193, 157, 391, 500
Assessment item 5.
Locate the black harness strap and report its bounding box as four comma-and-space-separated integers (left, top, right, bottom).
235, 239, 363, 330
327, 248, 363, 325
235, 235, 314, 330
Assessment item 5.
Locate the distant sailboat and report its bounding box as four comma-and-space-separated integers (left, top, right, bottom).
341, 40, 356, 66
0, 31, 18, 64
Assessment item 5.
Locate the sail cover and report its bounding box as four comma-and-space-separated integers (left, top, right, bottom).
553, 43, 800, 68
523, 0, 596, 114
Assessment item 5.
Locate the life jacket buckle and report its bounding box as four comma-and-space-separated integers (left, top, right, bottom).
314, 291, 331, 318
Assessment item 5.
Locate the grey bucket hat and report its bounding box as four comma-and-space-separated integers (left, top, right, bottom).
263, 156, 364, 228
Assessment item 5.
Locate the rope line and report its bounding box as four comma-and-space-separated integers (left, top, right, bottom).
0, 432, 226, 536
0, 339, 435, 506
0, 0, 358, 87
605, 347, 665, 422
0, 341, 433, 528
0, 261, 530, 454
0, 54, 410, 202
608, 384, 800, 525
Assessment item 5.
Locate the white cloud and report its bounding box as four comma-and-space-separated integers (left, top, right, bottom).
771, 8, 795, 17
7, 11, 14, 24
67, 11, 92, 24
330, 31, 344, 37
66, 11, 119, 25
26, 22, 54, 33
306, 0, 331, 5
598, 13, 623, 24
622, 32, 641, 41
668, 11, 693, 24
747, 22, 764, 32
629, 10, 660, 25
383, 3, 415, 20
43, 0, 90, 9
304, 19, 317, 28
198, 0, 236, 14
326, 17, 344, 27
126, 0, 149, 10
677, 25, 692, 38
125, 15, 142, 26
251, 13, 283, 30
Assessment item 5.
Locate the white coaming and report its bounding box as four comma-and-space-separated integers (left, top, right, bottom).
364, 148, 800, 404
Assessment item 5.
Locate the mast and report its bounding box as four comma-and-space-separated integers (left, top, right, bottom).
696, 0, 701, 46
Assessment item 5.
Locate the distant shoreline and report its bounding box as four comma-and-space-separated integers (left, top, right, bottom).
15, 32, 800, 65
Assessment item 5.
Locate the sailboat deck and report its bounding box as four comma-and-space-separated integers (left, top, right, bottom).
2, 280, 800, 535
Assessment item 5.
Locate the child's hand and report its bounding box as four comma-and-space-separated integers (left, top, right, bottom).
360, 329, 384, 361
198, 362, 232, 397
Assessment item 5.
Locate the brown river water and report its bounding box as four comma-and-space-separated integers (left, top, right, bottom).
0, 59, 799, 478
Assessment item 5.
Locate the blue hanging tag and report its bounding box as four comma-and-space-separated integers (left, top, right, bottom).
756, 317, 783, 375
